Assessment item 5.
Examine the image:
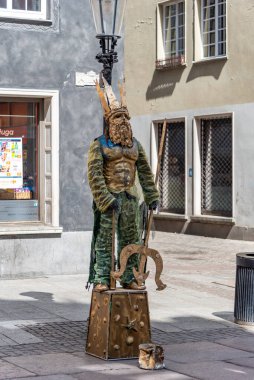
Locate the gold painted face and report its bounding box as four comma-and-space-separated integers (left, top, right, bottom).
108, 111, 133, 148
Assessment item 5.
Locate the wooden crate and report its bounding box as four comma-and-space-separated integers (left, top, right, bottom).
86, 288, 151, 360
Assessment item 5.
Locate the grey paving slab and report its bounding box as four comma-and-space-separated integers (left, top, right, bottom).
0, 322, 42, 344
17, 376, 76, 380
151, 321, 182, 333
0, 334, 17, 347
159, 316, 231, 331
3, 304, 57, 320
167, 360, 254, 380
226, 357, 254, 368
5, 353, 137, 375
215, 336, 254, 354
163, 342, 254, 363
73, 368, 193, 380
0, 359, 35, 379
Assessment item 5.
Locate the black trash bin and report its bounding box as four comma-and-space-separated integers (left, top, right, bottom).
234, 252, 254, 325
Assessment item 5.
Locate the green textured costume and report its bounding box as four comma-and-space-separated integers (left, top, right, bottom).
87, 78, 159, 289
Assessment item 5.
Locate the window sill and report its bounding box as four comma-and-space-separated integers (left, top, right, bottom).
154, 213, 188, 221
0, 16, 52, 25
190, 215, 235, 225
192, 56, 228, 65
0, 223, 63, 236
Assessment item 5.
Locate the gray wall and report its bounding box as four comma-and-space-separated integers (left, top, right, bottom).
0, 0, 124, 232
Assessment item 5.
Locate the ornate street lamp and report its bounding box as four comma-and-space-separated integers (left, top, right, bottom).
90, 0, 127, 84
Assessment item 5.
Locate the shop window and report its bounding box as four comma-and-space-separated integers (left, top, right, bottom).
0, 101, 39, 221
0, 0, 47, 20
0, 90, 60, 231
156, 0, 186, 69
158, 120, 185, 214
194, 0, 227, 61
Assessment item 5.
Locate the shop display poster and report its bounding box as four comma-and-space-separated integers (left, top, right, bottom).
0, 138, 23, 189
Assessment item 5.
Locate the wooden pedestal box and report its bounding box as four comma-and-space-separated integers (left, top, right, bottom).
86, 289, 151, 360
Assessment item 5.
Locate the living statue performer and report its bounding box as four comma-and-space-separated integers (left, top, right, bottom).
87, 78, 159, 292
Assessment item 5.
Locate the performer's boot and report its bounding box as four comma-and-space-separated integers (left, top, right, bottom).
122, 281, 146, 290
94, 283, 109, 292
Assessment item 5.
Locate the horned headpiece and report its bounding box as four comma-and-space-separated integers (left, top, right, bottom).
95, 77, 130, 123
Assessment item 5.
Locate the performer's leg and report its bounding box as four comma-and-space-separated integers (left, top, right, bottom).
118, 193, 140, 285
94, 208, 114, 286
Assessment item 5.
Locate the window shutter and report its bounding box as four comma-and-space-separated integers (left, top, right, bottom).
40, 98, 52, 224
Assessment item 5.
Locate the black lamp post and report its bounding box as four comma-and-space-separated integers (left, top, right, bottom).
90, 0, 126, 85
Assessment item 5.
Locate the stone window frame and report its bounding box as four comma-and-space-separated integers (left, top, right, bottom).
0, 0, 47, 21
157, 0, 186, 65
193, 0, 228, 63
193, 112, 234, 222
151, 118, 188, 219
0, 88, 62, 236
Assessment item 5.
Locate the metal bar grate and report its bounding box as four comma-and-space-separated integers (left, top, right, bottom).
201, 117, 232, 217
158, 121, 185, 214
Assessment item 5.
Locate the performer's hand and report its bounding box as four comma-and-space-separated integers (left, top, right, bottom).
148, 200, 159, 211
109, 199, 120, 213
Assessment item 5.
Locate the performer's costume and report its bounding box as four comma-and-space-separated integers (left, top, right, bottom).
87, 79, 159, 290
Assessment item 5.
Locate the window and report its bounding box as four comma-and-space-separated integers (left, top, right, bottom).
0, 89, 60, 231
201, 0, 226, 58
193, 116, 232, 218
0, 0, 47, 20
0, 101, 39, 221
158, 121, 185, 214
201, 117, 232, 216
157, 1, 185, 69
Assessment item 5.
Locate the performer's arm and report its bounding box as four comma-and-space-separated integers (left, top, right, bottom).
136, 140, 159, 206
87, 140, 115, 213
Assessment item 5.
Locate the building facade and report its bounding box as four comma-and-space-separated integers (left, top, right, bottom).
124, 0, 254, 240
0, 0, 123, 277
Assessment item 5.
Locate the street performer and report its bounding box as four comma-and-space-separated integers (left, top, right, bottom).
87, 78, 159, 292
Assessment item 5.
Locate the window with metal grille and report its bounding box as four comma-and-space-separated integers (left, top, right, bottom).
201, 117, 232, 217
158, 121, 185, 214
201, 0, 226, 58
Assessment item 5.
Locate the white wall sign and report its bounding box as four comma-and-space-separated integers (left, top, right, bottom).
75, 71, 99, 87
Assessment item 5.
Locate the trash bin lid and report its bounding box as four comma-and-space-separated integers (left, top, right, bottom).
236, 253, 254, 268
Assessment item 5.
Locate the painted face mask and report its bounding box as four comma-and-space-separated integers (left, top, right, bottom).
95, 77, 133, 148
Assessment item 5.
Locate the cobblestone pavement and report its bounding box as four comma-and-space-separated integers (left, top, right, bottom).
1, 232, 254, 379
0, 321, 252, 360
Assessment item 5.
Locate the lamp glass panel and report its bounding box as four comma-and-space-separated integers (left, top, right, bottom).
90, 0, 126, 35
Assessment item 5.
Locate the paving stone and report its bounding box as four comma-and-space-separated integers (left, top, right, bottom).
226, 357, 254, 368
73, 368, 193, 380
5, 353, 113, 375
2, 302, 56, 320
0, 334, 17, 347
167, 360, 254, 380
215, 336, 254, 353
151, 321, 182, 333
18, 376, 77, 380
0, 359, 35, 379
0, 322, 42, 345
162, 316, 230, 331
163, 342, 254, 363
